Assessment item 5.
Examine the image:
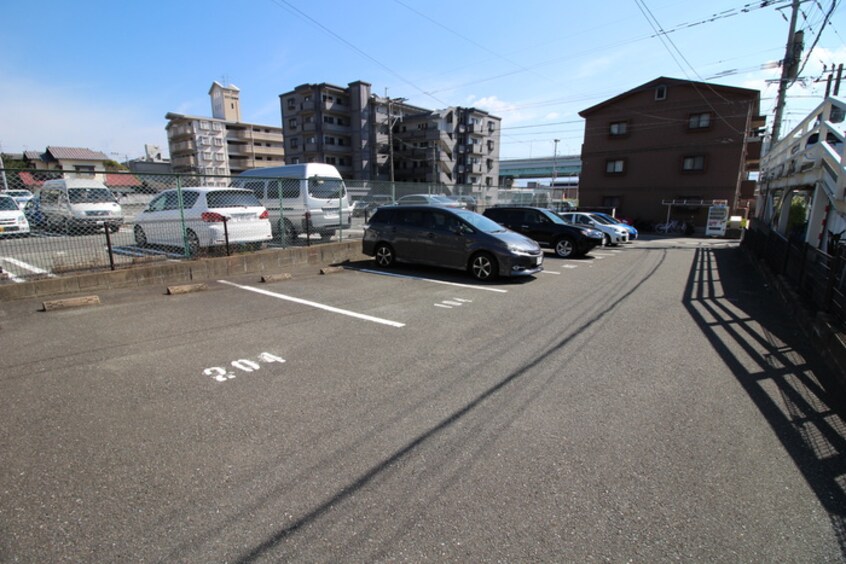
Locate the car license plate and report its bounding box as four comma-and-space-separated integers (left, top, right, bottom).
536, 256, 542, 266
231, 213, 253, 221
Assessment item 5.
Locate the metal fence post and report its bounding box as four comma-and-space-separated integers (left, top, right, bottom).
175, 175, 190, 257
104, 222, 116, 271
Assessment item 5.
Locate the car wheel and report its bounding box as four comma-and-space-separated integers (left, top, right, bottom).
554, 237, 575, 258
374, 243, 395, 267
186, 230, 201, 256
60, 218, 71, 235
280, 219, 297, 245
108, 223, 120, 234
469, 252, 497, 281
134, 225, 147, 246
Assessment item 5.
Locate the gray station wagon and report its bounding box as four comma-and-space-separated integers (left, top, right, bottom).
362, 205, 544, 281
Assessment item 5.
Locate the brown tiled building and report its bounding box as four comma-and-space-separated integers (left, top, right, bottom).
578, 77, 764, 226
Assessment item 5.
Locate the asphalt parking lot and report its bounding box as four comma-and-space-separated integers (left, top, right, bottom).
1, 237, 844, 562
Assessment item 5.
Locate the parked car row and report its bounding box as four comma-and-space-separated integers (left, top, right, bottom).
360, 203, 640, 281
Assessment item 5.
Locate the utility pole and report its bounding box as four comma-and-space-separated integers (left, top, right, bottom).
387, 97, 395, 183
552, 139, 559, 188
771, 0, 803, 143
0, 143, 8, 192
385, 94, 406, 184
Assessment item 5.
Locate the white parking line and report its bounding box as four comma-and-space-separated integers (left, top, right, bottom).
541, 269, 560, 274
0, 257, 54, 282
353, 268, 508, 293
560, 264, 578, 269
218, 280, 406, 328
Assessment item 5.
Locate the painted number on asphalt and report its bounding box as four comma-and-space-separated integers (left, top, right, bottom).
203, 352, 286, 383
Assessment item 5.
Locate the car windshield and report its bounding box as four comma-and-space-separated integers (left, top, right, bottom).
455, 210, 506, 233
206, 190, 262, 208
8, 191, 30, 198
597, 213, 622, 224
538, 208, 567, 225
428, 195, 453, 204
590, 214, 614, 225
68, 188, 115, 203
0, 197, 18, 210
308, 177, 346, 199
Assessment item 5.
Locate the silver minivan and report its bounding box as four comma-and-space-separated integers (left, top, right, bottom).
362, 205, 544, 281
38, 179, 123, 234
233, 163, 352, 243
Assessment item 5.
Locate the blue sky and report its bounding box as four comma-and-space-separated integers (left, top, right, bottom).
1, 0, 844, 162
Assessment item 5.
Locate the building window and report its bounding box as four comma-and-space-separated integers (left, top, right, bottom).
289, 138, 299, 149
199, 121, 210, 130
655, 85, 667, 101
287, 98, 296, 109
609, 121, 629, 136
288, 118, 298, 129
605, 159, 626, 175
74, 165, 95, 177
323, 116, 335, 124
212, 122, 222, 131
682, 155, 706, 172
602, 196, 622, 209
688, 112, 711, 130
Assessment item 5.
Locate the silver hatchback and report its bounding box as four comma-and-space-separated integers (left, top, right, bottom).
362, 205, 543, 281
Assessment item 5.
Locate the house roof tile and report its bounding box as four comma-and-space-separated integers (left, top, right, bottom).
46, 146, 109, 161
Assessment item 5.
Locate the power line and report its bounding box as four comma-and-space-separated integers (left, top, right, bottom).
268, 0, 449, 107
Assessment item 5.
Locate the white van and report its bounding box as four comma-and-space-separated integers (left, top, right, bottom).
39, 178, 124, 234
233, 163, 352, 243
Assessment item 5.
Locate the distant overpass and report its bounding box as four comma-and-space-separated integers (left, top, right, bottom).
498, 154, 581, 183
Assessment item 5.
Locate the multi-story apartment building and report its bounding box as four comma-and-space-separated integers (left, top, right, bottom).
279, 81, 501, 187
578, 76, 764, 225
165, 82, 285, 182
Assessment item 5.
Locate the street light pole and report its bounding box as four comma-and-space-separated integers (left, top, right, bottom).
552, 139, 559, 188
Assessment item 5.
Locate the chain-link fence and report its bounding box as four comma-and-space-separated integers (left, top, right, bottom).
0, 168, 568, 283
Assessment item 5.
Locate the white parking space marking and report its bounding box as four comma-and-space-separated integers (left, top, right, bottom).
0, 257, 54, 283
218, 280, 406, 328
352, 268, 508, 293
541, 269, 560, 274
436, 297, 473, 309
561, 264, 578, 269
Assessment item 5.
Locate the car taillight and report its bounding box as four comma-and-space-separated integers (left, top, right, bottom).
259, 210, 269, 220
201, 212, 226, 222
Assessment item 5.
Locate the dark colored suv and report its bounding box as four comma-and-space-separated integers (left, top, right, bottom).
362, 205, 544, 281
483, 206, 604, 258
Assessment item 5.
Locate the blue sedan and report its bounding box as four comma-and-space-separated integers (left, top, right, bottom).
592, 212, 638, 240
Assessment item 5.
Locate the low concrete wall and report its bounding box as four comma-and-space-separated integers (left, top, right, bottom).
0, 241, 368, 301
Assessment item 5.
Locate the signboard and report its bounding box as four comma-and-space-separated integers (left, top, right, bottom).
706, 205, 728, 237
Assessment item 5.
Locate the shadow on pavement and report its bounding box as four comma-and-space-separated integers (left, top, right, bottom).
684, 246, 846, 559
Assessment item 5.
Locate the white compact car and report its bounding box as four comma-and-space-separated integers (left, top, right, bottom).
0, 194, 30, 237
133, 187, 272, 254
559, 211, 629, 246
5, 189, 34, 209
